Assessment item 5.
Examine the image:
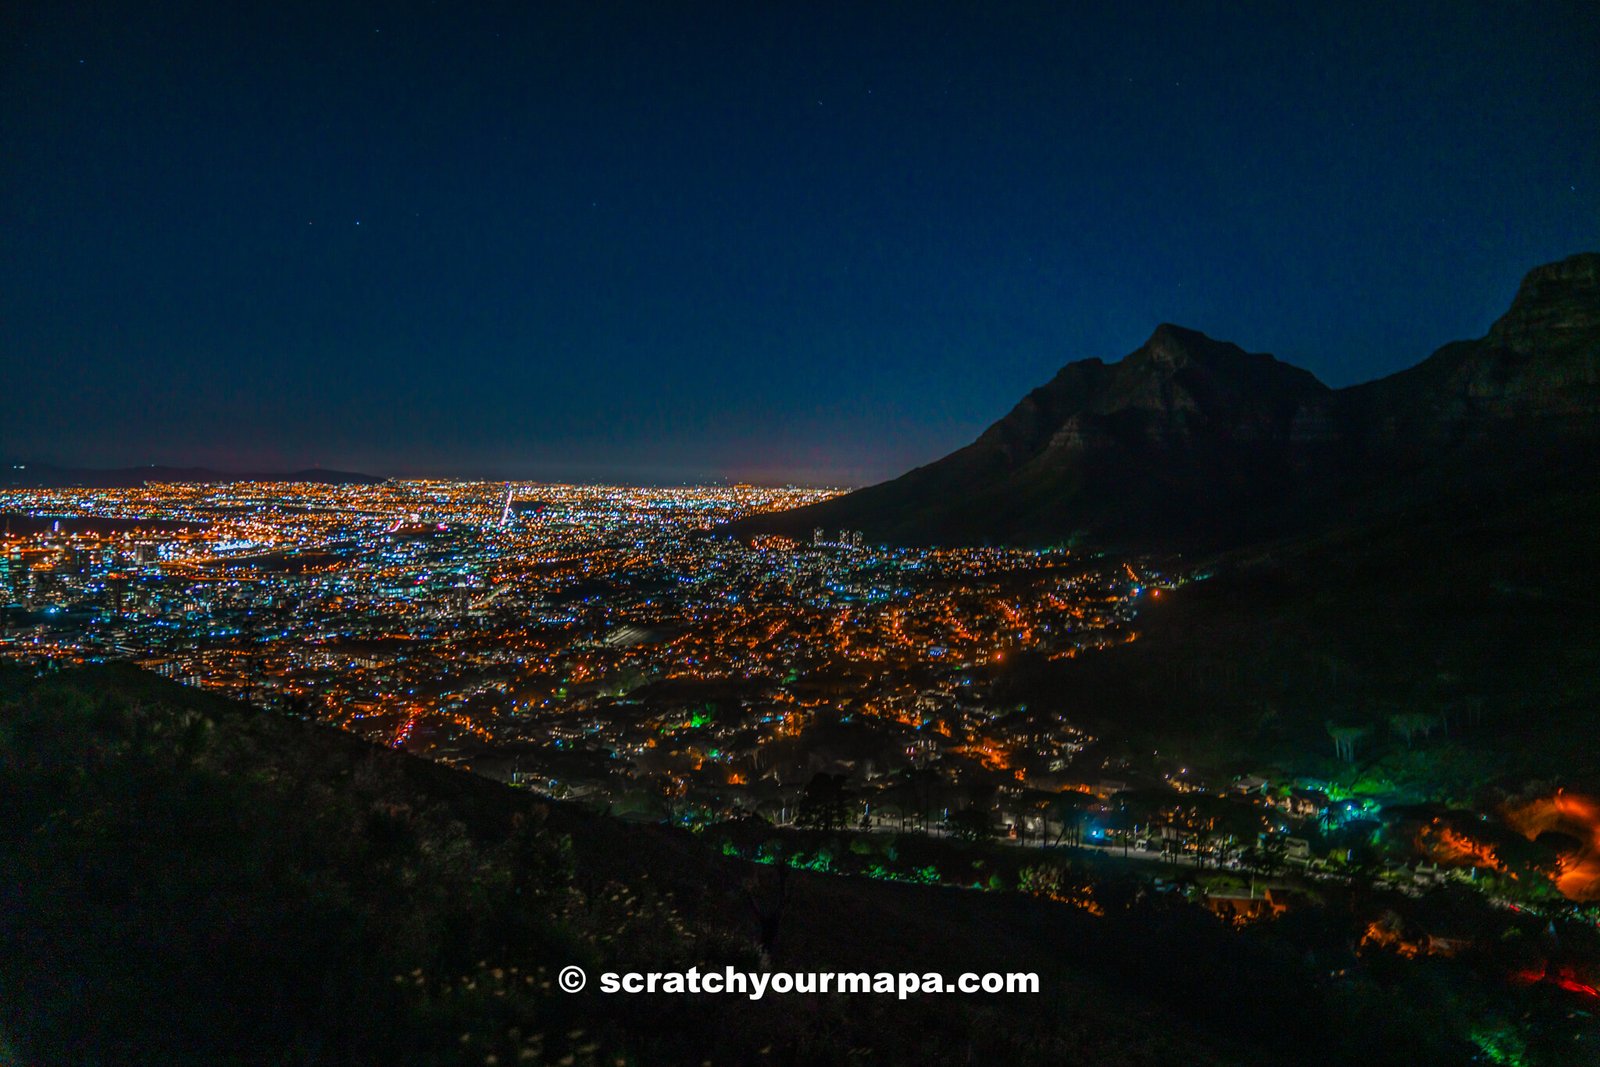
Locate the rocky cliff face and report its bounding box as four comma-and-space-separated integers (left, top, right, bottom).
1487, 252, 1600, 358
732, 324, 1335, 548
967, 325, 1328, 462
732, 252, 1600, 551
1344, 252, 1600, 436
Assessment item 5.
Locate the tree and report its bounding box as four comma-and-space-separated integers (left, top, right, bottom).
794, 772, 852, 833
1389, 712, 1438, 748
1048, 791, 1096, 848
650, 773, 686, 823
888, 766, 941, 832
1102, 806, 1136, 857
944, 808, 995, 843
1326, 721, 1370, 763
1237, 833, 1291, 896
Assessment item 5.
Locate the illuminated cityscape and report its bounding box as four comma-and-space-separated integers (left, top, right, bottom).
0, 480, 1148, 822
5, 0, 1598, 1061
6, 476, 1598, 910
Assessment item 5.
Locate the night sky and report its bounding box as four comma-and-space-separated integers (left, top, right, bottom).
3, 2, 1597, 484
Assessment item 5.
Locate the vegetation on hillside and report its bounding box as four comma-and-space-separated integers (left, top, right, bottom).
4, 665, 1595, 1065
995, 472, 1600, 796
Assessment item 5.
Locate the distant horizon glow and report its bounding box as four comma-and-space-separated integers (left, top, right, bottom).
3, 2, 1596, 483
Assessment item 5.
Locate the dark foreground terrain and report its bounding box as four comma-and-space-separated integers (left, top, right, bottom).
4, 665, 1597, 1065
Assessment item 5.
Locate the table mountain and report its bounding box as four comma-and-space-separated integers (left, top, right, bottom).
734, 252, 1600, 552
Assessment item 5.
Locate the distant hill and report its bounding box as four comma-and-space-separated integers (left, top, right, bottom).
0, 463, 385, 488
732, 252, 1600, 552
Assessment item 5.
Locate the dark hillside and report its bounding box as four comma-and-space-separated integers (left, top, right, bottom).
994, 470, 1600, 792
0, 666, 1538, 1065
0, 665, 1222, 1066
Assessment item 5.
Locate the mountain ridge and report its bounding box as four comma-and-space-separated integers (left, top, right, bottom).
731, 252, 1600, 551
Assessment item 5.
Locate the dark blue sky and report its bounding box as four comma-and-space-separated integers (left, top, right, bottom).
3, 1, 1597, 484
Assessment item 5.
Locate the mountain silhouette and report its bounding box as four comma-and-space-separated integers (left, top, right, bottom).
734, 252, 1600, 552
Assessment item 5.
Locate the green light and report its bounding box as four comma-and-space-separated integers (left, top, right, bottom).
1469, 1027, 1529, 1067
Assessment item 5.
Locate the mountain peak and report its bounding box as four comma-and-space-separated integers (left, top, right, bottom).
1147, 322, 1204, 343
729, 253, 1599, 551
1135, 323, 1219, 366
1117, 324, 1328, 403
1486, 251, 1600, 354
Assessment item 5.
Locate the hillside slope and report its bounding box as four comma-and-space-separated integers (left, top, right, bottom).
0, 665, 1521, 1066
